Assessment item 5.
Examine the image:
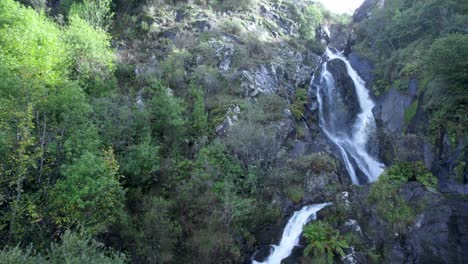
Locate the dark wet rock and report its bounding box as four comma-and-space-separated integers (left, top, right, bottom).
400, 199, 468, 263
162, 30, 177, 41
373, 87, 412, 134
193, 19, 212, 32
348, 52, 374, 89
321, 59, 360, 131
252, 245, 273, 262
342, 182, 468, 264
254, 224, 283, 247
281, 246, 302, 264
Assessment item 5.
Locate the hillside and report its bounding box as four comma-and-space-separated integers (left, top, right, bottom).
0, 0, 466, 263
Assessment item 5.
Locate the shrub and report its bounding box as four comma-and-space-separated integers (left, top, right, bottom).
64, 15, 115, 92
51, 151, 125, 234
221, 17, 245, 35
385, 162, 438, 190
303, 221, 349, 264
291, 88, 308, 120
161, 49, 192, 92
287, 153, 338, 174
219, 0, 259, 11
368, 162, 437, 232
298, 4, 323, 41
285, 185, 304, 203
0, 230, 126, 264
69, 0, 114, 30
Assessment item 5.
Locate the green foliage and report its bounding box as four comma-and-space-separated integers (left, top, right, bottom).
368, 178, 415, 233
303, 221, 349, 264
285, 185, 304, 203
427, 33, 467, 94
69, 0, 114, 30
123, 196, 180, 263
299, 4, 323, 41
64, 15, 115, 93
368, 162, 437, 232
287, 153, 338, 174
120, 134, 160, 187
291, 88, 308, 120
190, 84, 209, 137
355, 0, 467, 94
423, 35, 466, 155
161, 49, 192, 91
403, 100, 418, 125
0, 246, 44, 264
386, 162, 438, 190
48, 230, 126, 264
219, 0, 259, 11
221, 17, 245, 35
51, 151, 125, 234
0, 0, 68, 90
147, 81, 187, 148
0, 230, 126, 264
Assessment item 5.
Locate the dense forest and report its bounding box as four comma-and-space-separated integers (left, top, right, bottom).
0, 0, 466, 263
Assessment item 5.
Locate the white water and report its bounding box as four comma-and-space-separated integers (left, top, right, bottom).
316, 48, 384, 184
253, 203, 331, 264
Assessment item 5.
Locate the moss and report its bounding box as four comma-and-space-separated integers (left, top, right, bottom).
285, 185, 304, 203
291, 88, 308, 120
287, 153, 337, 174
403, 100, 418, 125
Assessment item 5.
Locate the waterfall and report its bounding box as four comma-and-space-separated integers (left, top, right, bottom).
253, 203, 331, 264
252, 47, 384, 264
315, 48, 384, 184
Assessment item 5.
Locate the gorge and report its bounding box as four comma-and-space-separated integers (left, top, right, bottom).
0, 0, 466, 263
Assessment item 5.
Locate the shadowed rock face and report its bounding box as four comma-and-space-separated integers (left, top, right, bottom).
353, 0, 386, 23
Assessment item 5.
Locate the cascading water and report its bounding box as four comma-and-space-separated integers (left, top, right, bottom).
252, 47, 385, 264
253, 203, 331, 264
314, 48, 384, 184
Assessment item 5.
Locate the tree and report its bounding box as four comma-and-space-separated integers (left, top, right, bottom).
64, 15, 115, 94
189, 84, 209, 137
50, 150, 125, 234
120, 134, 160, 187
148, 82, 187, 149
0, 230, 126, 264
69, 0, 114, 30
428, 33, 468, 91
299, 4, 323, 41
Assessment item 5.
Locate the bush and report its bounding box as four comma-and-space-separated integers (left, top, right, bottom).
303, 221, 349, 264
299, 4, 323, 41
219, 0, 259, 11
385, 162, 438, 190
69, 0, 114, 30
291, 88, 308, 120
161, 49, 192, 92
64, 15, 115, 92
368, 162, 437, 232
285, 185, 304, 203
51, 151, 125, 234
0, 230, 126, 264
287, 153, 338, 174
221, 17, 245, 35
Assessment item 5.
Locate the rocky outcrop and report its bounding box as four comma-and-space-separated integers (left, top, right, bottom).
333, 182, 468, 264
373, 88, 412, 134
353, 0, 386, 23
